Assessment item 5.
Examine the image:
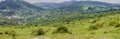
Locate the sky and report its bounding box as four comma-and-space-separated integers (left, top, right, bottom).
0, 0, 120, 3
24, 0, 120, 3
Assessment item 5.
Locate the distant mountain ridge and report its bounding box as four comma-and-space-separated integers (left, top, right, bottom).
34, 1, 117, 9
40, 1, 119, 13
0, 0, 46, 25
115, 5, 120, 8
0, 0, 44, 21
0, 0, 43, 10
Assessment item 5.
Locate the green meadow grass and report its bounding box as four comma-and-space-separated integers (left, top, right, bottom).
0, 14, 120, 39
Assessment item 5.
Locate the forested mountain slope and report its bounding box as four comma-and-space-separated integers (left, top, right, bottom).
35, 1, 116, 9
0, 0, 120, 26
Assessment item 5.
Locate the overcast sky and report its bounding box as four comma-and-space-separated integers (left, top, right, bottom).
25, 0, 120, 3
0, 0, 120, 3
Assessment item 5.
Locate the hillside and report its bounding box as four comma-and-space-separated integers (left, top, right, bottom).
0, 10, 120, 39
52, 5, 111, 13
0, 0, 120, 39
35, 1, 119, 13
115, 5, 120, 8
0, 0, 45, 25
0, 0, 43, 10
0, 0, 120, 25
35, 1, 116, 9
0, 0, 44, 17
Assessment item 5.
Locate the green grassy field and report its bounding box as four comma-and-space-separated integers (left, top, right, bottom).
0, 14, 120, 39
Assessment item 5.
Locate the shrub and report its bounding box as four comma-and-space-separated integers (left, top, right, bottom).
4, 29, 16, 36
0, 32, 3, 35
53, 26, 71, 34
32, 28, 45, 36
4, 29, 16, 39
115, 24, 120, 28
89, 26, 98, 30
89, 24, 103, 30
35, 25, 38, 27
104, 31, 108, 34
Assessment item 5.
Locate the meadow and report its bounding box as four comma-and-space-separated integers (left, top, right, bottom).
0, 14, 120, 39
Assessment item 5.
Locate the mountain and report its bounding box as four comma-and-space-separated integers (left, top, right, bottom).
34, 3, 61, 9
115, 5, 120, 8
0, 0, 45, 25
51, 5, 111, 13
0, 0, 120, 39
0, 0, 119, 25
0, 0, 43, 10
115, 3, 120, 5
34, 1, 116, 9
35, 1, 118, 13
0, 0, 44, 17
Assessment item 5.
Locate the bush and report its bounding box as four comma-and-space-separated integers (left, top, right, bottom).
4, 29, 16, 39
115, 24, 120, 28
32, 28, 45, 36
0, 32, 3, 35
89, 24, 103, 30
53, 26, 71, 34
104, 31, 108, 34
89, 26, 98, 30
4, 29, 16, 36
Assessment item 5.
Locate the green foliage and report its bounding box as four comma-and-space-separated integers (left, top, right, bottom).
89, 25, 100, 30
25, 9, 120, 26
0, 32, 3, 35
32, 28, 45, 36
53, 26, 71, 34
4, 29, 16, 36
89, 14, 120, 30
0, 0, 120, 39
1, 13, 120, 39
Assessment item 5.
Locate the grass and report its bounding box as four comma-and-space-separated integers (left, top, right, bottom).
0, 14, 120, 39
